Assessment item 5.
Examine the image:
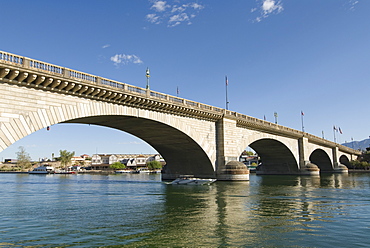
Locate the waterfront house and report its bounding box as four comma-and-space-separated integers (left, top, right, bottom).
90, 154, 165, 171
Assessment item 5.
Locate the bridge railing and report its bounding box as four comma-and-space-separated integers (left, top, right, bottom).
0, 51, 24, 65
0, 50, 229, 115
150, 91, 167, 100
29, 59, 64, 75
100, 78, 124, 89
69, 69, 97, 82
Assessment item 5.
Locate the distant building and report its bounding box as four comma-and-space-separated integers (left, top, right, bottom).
71, 155, 91, 167
91, 154, 165, 171
4, 159, 17, 164
239, 155, 259, 166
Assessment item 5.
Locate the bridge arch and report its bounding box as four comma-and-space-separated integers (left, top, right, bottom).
339, 155, 351, 167
64, 115, 215, 177
249, 138, 299, 174
309, 149, 332, 172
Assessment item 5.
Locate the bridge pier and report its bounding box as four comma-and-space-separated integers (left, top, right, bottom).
332, 147, 349, 173
215, 118, 250, 181
298, 137, 320, 175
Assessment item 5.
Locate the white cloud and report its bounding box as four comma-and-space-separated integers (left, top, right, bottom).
251, 0, 284, 22
191, 3, 204, 10
146, 13, 161, 24
151, 0, 169, 12
347, 0, 359, 11
110, 54, 143, 66
168, 13, 190, 27
147, 0, 204, 27
102, 44, 110, 49
171, 5, 186, 13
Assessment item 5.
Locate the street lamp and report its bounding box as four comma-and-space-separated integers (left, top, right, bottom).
146, 67, 150, 90
274, 112, 278, 124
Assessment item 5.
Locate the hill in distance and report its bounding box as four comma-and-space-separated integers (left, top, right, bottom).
342, 138, 370, 151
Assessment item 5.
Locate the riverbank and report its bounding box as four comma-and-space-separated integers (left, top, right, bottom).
349, 169, 370, 173
2, 169, 370, 174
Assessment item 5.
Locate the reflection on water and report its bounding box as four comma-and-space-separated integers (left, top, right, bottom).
0, 173, 370, 247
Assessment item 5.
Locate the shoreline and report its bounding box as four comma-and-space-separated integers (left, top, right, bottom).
1, 169, 370, 174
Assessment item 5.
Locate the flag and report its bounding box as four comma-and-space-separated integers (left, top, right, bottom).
301, 111, 304, 116
264, 115, 266, 121
225, 76, 228, 86
333, 125, 337, 131
176, 86, 179, 95
339, 127, 342, 134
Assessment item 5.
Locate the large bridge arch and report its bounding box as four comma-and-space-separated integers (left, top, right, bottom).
249, 138, 299, 174
64, 115, 215, 177
309, 149, 333, 172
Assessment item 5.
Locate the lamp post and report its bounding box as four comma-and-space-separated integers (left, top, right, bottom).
146, 67, 150, 90
274, 112, 278, 124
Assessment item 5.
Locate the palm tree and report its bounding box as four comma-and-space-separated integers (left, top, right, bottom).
59, 150, 75, 171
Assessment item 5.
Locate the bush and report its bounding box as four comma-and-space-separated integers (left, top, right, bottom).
147, 160, 162, 170
110, 162, 126, 170
350, 160, 370, 169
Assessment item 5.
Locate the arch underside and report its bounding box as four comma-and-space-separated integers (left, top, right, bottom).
309, 149, 333, 172
339, 155, 350, 167
63, 115, 215, 178
250, 139, 299, 174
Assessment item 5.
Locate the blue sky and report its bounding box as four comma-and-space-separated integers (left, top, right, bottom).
1, 0, 369, 160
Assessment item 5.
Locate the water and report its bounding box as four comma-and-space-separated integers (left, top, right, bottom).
1, 173, 370, 247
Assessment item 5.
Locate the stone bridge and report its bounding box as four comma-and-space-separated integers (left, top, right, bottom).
0, 51, 361, 180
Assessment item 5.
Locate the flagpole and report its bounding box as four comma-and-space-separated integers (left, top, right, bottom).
301, 111, 305, 132
333, 126, 337, 144
225, 76, 229, 110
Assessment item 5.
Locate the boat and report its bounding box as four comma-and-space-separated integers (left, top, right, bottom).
56, 171, 76, 174
29, 165, 54, 174
115, 169, 133, 173
136, 168, 151, 173
169, 175, 216, 185
54, 169, 76, 174
247, 165, 257, 173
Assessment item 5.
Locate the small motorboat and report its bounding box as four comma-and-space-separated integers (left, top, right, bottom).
29, 165, 54, 174
54, 169, 76, 174
169, 175, 216, 185
115, 170, 133, 173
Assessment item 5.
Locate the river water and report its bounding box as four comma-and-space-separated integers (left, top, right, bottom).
0, 172, 369, 247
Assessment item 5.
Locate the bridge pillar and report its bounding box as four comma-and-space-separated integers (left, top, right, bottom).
298, 137, 320, 175
215, 117, 249, 181
332, 146, 348, 173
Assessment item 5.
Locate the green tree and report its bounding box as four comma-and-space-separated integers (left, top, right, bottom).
59, 150, 75, 171
241, 150, 254, 156
16, 146, 32, 171
110, 162, 126, 170
147, 160, 162, 170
